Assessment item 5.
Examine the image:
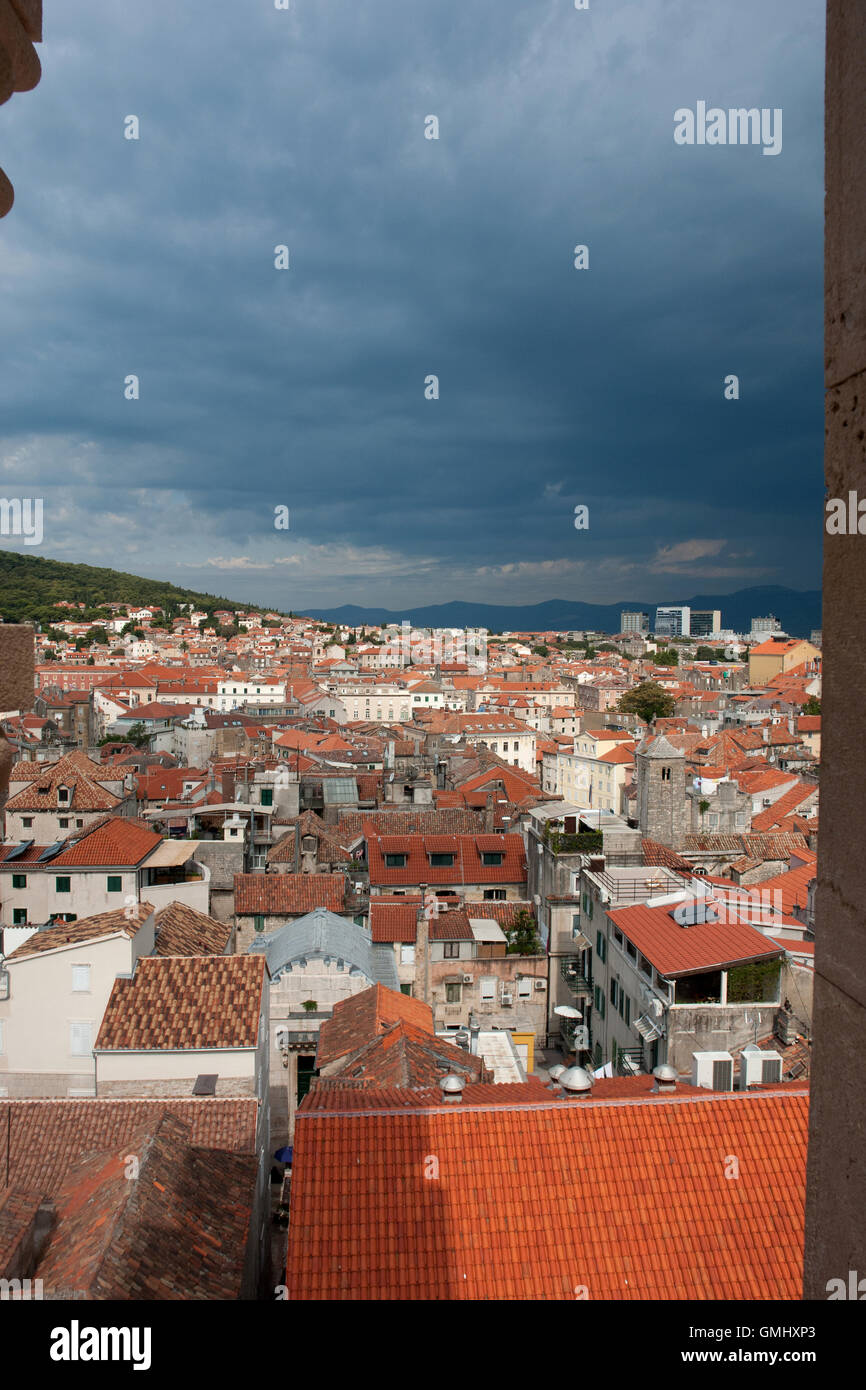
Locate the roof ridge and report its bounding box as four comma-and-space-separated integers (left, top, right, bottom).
297, 1087, 811, 1120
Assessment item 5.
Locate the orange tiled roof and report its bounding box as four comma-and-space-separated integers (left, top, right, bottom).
0, 817, 165, 869
4, 902, 154, 960
153, 901, 232, 956
746, 861, 815, 916
95, 955, 266, 1051
367, 833, 526, 887
33, 1111, 257, 1300
233, 872, 347, 915
325, 1019, 489, 1089
751, 782, 817, 833
607, 898, 784, 978
316, 983, 433, 1070
0, 1097, 258, 1194
285, 1084, 809, 1300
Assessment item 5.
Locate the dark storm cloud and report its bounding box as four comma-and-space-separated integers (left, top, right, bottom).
0, 0, 823, 608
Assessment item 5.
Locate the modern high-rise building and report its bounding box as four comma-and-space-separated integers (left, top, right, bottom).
654, 605, 691, 638
690, 609, 722, 638
751, 614, 785, 637
620, 611, 650, 634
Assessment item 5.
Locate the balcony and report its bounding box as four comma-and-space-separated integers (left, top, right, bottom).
560, 956, 592, 996
615, 1046, 644, 1076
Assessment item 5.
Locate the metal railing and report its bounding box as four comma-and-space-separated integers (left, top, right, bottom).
559, 956, 592, 995
615, 1046, 644, 1076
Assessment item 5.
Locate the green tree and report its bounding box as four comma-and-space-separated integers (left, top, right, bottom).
618, 681, 675, 723
802, 697, 821, 715
532, 644, 549, 658
654, 648, 679, 666
505, 908, 542, 955
123, 722, 150, 748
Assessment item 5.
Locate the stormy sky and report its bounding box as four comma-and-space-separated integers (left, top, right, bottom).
0, 0, 824, 612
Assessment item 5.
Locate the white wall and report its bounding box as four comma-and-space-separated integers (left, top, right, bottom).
0, 917, 153, 1078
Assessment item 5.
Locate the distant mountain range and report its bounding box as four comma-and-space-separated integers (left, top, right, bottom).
0, 551, 822, 640
304, 587, 823, 638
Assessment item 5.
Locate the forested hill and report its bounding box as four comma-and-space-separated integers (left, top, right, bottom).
0, 549, 273, 626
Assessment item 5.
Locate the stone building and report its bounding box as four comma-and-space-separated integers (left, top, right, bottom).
636, 732, 688, 849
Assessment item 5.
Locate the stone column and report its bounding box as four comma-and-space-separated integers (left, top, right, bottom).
803, 0, 866, 1299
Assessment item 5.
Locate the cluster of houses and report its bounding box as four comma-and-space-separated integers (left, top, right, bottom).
0, 611, 820, 1299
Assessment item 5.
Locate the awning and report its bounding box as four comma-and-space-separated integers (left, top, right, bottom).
634, 1014, 663, 1042
142, 840, 198, 868
468, 919, 507, 944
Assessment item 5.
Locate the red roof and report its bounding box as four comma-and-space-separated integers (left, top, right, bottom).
367, 833, 526, 887
607, 899, 784, 978
285, 1086, 808, 1300
0, 818, 163, 869
233, 873, 347, 915
316, 984, 433, 1070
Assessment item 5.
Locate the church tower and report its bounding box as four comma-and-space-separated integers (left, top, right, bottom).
636, 732, 687, 849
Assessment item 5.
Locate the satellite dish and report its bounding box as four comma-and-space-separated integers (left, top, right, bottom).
555, 1004, 582, 1020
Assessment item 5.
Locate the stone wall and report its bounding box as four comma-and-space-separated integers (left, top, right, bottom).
804, 0, 866, 1298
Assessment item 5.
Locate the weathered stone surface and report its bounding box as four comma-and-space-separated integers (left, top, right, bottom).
804, 0, 866, 1300
0, 622, 35, 710
804, 975, 866, 1296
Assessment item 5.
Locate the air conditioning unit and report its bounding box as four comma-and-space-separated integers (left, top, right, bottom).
739, 1045, 783, 1088
534, 979, 545, 991
462, 974, 473, 985
500, 992, 513, 1006
691, 1051, 734, 1091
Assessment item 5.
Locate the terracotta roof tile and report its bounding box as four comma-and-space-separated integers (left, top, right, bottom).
316, 984, 433, 1070
0, 1098, 258, 1195
153, 901, 232, 956
234, 872, 347, 915
33, 1112, 257, 1300
367, 833, 526, 887
607, 899, 784, 978
95, 955, 266, 1051
4, 902, 154, 960
285, 1086, 809, 1299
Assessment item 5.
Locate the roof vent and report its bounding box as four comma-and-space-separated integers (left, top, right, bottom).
547, 1063, 566, 1091
438, 1074, 466, 1102
558, 1065, 593, 1097
652, 1063, 677, 1094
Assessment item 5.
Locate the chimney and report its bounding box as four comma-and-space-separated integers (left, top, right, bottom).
414, 885, 431, 1003
485, 790, 495, 831
469, 1015, 481, 1055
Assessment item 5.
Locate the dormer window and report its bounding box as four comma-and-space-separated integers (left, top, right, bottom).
481, 852, 503, 866
57, 785, 71, 803
384, 853, 407, 868
429, 853, 454, 867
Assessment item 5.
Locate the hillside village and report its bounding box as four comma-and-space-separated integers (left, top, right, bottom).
0, 600, 819, 1298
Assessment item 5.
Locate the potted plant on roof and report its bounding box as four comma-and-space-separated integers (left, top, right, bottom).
301, 999, 318, 1013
